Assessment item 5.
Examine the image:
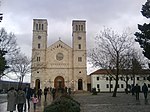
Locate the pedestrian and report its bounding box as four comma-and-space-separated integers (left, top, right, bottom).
23, 84, 32, 111
131, 84, 135, 95
37, 88, 42, 100
17, 87, 26, 112
44, 87, 48, 101
32, 87, 36, 96
52, 88, 56, 100
68, 88, 71, 95
142, 83, 148, 100
135, 84, 140, 100
32, 94, 39, 112
7, 87, 17, 112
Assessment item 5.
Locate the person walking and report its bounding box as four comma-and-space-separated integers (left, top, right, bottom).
17, 87, 26, 112
32, 94, 39, 112
37, 88, 42, 100
135, 84, 140, 100
131, 84, 135, 95
44, 87, 48, 101
23, 84, 32, 111
142, 83, 148, 100
52, 88, 56, 100
7, 87, 17, 112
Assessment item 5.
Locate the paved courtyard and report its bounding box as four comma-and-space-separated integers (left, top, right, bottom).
73, 92, 150, 112
1, 92, 150, 112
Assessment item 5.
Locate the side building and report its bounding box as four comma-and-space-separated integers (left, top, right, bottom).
90, 69, 150, 92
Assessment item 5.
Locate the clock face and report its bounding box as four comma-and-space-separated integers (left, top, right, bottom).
38, 36, 41, 39
78, 36, 82, 40
56, 53, 64, 61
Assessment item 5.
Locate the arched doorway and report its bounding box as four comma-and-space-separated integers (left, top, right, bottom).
35, 79, 40, 91
54, 76, 65, 89
78, 79, 83, 90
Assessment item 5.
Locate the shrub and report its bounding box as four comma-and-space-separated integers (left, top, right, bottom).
44, 95, 80, 112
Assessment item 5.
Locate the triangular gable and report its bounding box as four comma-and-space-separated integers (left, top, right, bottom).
47, 40, 72, 51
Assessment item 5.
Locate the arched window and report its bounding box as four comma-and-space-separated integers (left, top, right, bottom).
36, 24, 38, 30
78, 57, 82, 62
78, 79, 83, 90
38, 43, 40, 49
76, 25, 78, 31
78, 44, 81, 49
81, 25, 83, 31
39, 24, 41, 30
42, 24, 44, 30
37, 57, 40, 61
79, 25, 80, 31
35, 79, 40, 90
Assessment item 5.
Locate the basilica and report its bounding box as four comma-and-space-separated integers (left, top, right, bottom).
31, 19, 87, 91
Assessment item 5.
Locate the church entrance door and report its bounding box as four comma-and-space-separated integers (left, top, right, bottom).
35, 79, 40, 90
78, 79, 83, 90
54, 76, 65, 89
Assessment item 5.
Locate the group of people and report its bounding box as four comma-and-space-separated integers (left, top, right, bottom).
7, 85, 72, 112
131, 83, 148, 100
7, 84, 38, 112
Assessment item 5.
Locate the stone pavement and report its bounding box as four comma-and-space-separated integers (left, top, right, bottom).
73, 92, 150, 112
1, 92, 150, 112
0, 93, 52, 112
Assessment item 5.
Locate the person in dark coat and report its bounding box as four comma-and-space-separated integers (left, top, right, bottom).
7, 87, 17, 112
23, 84, 32, 111
142, 83, 148, 100
37, 89, 42, 100
131, 84, 135, 95
44, 87, 48, 101
135, 84, 140, 100
17, 87, 26, 112
52, 88, 56, 100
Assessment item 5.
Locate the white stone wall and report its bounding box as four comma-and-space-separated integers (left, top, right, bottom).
91, 74, 150, 92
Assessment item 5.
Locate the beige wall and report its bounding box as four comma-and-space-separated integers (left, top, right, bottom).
31, 19, 87, 91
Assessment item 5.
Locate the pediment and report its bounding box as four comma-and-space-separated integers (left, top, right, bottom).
47, 40, 72, 52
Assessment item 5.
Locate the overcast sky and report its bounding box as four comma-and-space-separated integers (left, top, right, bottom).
0, 0, 147, 82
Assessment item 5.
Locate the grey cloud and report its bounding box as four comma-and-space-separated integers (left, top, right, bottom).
1, 0, 146, 55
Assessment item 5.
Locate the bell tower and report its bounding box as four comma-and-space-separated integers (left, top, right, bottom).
31, 19, 48, 89
72, 20, 87, 91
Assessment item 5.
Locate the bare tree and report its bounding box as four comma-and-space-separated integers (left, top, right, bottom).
9, 53, 30, 84
8, 51, 47, 86
88, 28, 135, 97
0, 28, 20, 79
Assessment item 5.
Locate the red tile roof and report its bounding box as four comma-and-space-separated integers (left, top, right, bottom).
90, 69, 150, 76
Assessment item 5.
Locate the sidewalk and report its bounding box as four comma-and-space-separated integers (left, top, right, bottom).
0, 93, 52, 112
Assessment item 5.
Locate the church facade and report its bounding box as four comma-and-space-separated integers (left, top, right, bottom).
31, 19, 87, 91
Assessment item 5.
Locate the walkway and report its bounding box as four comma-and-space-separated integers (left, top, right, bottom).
73, 92, 150, 112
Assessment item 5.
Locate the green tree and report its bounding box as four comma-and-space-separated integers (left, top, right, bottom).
135, 0, 150, 60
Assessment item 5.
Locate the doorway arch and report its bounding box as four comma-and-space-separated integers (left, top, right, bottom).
35, 79, 40, 90
78, 79, 83, 90
54, 76, 65, 89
